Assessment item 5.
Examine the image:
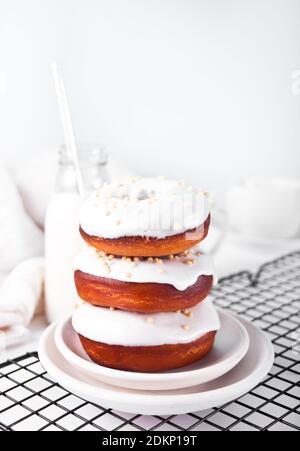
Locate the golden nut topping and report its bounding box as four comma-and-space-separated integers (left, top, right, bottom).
182, 309, 192, 318
181, 324, 190, 331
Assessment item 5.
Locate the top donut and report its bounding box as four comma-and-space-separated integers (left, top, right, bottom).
79, 176, 211, 257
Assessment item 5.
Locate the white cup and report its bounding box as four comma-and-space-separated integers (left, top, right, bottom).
227, 177, 300, 240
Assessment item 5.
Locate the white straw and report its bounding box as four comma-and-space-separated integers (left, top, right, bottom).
51, 62, 84, 197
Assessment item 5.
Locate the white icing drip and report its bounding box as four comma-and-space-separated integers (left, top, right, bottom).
72, 298, 220, 346
74, 244, 216, 291
79, 177, 210, 239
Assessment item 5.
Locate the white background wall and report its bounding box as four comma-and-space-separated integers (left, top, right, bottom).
0, 0, 300, 190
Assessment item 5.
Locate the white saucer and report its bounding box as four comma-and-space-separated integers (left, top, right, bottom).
54, 309, 249, 391
38, 316, 274, 415
229, 231, 300, 249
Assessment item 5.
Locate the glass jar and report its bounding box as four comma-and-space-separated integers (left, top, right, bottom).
55, 143, 109, 195
45, 144, 109, 323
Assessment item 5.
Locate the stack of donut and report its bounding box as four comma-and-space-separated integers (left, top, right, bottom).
72, 176, 220, 372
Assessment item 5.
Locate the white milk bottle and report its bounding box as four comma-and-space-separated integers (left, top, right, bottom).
45, 145, 109, 323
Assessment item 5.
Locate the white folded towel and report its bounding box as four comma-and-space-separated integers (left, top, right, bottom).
0, 164, 44, 347
0, 258, 44, 348
0, 165, 44, 273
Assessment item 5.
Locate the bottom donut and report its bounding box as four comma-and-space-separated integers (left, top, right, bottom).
78, 331, 216, 372
72, 298, 220, 372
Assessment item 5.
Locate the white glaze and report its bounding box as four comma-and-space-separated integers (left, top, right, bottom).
74, 244, 216, 291
72, 298, 220, 346
79, 177, 210, 239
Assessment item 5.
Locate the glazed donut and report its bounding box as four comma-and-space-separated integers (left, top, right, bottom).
79, 177, 210, 257
72, 299, 220, 372
79, 332, 216, 372
74, 245, 216, 313
79, 219, 210, 258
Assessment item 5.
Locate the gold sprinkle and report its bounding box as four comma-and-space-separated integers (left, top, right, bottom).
169, 254, 174, 260
176, 310, 181, 314
116, 219, 121, 225
130, 261, 137, 267
158, 268, 165, 273
105, 210, 111, 216
185, 259, 195, 266
126, 258, 132, 263
126, 272, 132, 278
146, 317, 154, 324
182, 309, 192, 318
108, 254, 115, 261
181, 324, 190, 331
73, 300, 84, 310
122, 256, 127, 261
147, 257, 154, 263
134, 257, 140, 263
155, 258, 163, 265
104, 266, 111, 274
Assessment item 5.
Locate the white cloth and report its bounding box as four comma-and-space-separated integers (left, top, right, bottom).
0, 258, 44, 347
0, 165, 44, 273
0, 164, 44, 348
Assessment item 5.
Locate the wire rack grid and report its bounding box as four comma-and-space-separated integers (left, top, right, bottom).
0, 252, 299, 431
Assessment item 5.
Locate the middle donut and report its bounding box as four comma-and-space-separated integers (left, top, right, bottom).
74, 245, 216, 313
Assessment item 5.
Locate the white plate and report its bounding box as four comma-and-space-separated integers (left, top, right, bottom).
38, 316, 274, 416
54, 309, 249, 391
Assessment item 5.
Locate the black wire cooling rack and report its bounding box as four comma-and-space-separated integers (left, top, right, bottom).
0, 252, 299, 431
